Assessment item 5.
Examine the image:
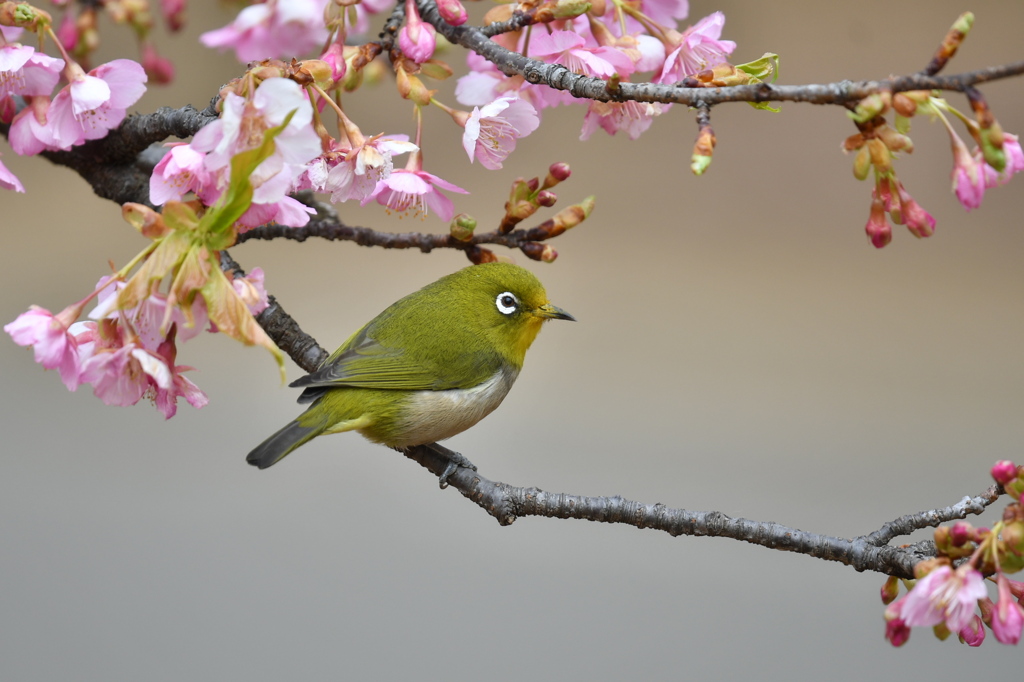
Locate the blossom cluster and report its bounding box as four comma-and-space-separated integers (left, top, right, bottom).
0, 8, 148, 191
882, 460, 1024, 647
844, 15, 1024, 247
3, 0, 1021, 421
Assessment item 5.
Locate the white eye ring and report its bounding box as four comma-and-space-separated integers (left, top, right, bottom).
495, 291, 519, 315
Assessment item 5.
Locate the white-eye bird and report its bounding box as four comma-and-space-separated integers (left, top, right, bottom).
246, 262, 574, 469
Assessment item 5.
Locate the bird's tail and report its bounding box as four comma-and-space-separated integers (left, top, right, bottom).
246, 419, 325, 469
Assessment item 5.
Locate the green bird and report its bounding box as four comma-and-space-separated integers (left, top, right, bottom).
246, 262, 574, 470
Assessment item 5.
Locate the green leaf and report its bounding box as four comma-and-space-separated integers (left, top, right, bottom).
198, 108, 299, 248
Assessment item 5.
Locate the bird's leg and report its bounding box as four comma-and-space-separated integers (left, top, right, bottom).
424, 442, 478, 489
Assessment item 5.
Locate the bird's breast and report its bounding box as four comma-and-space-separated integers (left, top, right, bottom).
386, 367, 519, 447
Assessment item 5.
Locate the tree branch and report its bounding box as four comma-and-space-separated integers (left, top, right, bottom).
396, 441, 1003, 579
235, 193, 576, 256
417, 0, 1024, 108
4, 102, 219, 207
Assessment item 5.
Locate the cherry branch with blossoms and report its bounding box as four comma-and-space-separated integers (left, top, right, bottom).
4, 0, 1024, 652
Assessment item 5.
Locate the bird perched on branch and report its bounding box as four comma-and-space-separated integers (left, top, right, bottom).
246, 262, 574, 470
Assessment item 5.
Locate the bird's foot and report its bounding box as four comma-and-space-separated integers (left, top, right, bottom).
425, 443, 477, 489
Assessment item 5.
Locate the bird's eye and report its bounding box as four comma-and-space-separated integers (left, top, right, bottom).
495, 292, 519, 315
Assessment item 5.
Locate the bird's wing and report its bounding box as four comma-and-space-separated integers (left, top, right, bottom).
290, 324, 500, 402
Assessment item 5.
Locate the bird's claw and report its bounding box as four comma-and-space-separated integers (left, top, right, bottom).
432, 445, 477, 489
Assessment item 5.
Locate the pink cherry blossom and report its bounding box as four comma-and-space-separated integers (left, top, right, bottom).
232, 267, 270, 316
5, 303, 83, 389
190, 77, 321, 224
324, 135, 417, 203
0, 44, 64, 100
899, 565, 987, 634
529, 30, 637, 80
982, 133, 1024, 188
200, 0, 330, 62
462, 96, 539, 170
655, 12, 736, 84
151, 330, 208, 419
992, 575, 1024, 645
43, 59, 148, 151
79, 340, 162, 407
150, 143, 211, 205
90, 277, 210, 351
7, 97, 52, 156
365, 162, 468, 222
0, 154, 24, 192
580, 100, 665, 141
398, 0, 436, 63
949, 132, 985, 210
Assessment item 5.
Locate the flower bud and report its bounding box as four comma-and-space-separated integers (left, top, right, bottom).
437, 0, 468, 25
536, 190, 557, 207
880, 576, 900, 605
1001, 520, 1024, 556
321, 43, 347, 83
466, 245, 497, 264
544, 162, 571, 188
294, 59, 333, 87
691, 126, 716, 176
419, 60, 454, 81
395, 67, 434, 105
958, 615, 985, 646
848, 92, 890, 123
893, 93, 918, 118
535, 195, 595, 238
842, 133, 865, 152
553, 0, 592, 19
449, 213, 476, 241
949, 521, 974, 546
853, 146, 871, 180
865, 196, 891, 248
992, 460, 1018, 485
877, 125, 913, 154
867, 138, 891, 173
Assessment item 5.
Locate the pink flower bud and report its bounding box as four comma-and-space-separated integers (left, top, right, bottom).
399, 0, 436, 63
957, 615, 985, 646
321, 43, 347, 83
437, 0, 468, 25
949, 521, 974, 546
880, 576, 900, 605
865, 196, 891, 248
141, 44, 175, 85
992, 460, 1018, 485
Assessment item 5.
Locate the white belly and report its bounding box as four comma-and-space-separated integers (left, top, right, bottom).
390, 368, 518, 447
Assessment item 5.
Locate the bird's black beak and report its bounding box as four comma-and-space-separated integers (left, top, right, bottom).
534, 304, 575, 321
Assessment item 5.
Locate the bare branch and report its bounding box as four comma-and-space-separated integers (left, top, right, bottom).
860, 484, 1003, 547
401, 442, 941, 579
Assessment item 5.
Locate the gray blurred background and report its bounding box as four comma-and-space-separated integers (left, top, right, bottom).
2, 1, 1023, 679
